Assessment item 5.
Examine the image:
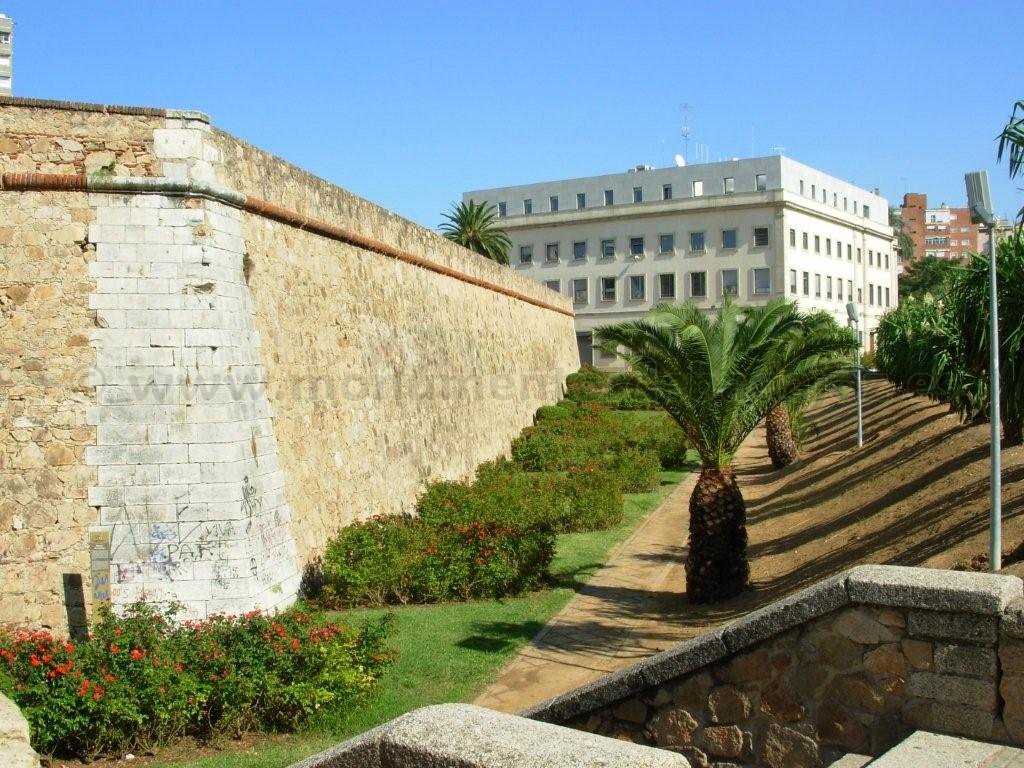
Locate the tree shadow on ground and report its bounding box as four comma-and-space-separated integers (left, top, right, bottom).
457, 620, 548, 653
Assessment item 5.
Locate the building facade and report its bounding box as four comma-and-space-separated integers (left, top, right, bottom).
899, 192, 983, 261
0, 14, 11, 96
464, 156, 897, 365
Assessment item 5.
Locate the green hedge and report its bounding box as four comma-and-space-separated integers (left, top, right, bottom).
0, 605, 395, 760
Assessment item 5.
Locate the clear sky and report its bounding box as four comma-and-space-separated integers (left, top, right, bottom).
3, 1, 1022, 227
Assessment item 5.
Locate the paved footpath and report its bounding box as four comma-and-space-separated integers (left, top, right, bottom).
474, 470, 702, 712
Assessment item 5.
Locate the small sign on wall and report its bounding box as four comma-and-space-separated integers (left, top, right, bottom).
89, 529, 111, 609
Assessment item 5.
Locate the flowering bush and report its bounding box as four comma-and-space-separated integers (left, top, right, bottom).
0, 604, 395, 760
320, 514, 554, 608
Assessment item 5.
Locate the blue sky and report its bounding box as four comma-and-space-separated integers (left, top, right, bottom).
4, 1, 1022, 226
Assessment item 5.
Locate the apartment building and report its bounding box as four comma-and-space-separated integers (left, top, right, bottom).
900, 192, 983, 261
0, 14, 11, 96
464, 156, 896, 366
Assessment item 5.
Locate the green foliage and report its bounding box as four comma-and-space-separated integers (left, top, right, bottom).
606, 448, 661, 492
0, 605, 394, 760
595, 299, 857, 468
534, 404, 571, 422
320, 515, 554, 608
998, 98, 1024, 223
890, 207, 915, 262
898, 256, 961, 302
438, 200, 512, 264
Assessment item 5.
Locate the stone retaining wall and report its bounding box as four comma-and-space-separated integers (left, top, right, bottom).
1, 97, 578, 627
522, 566, 1024, 768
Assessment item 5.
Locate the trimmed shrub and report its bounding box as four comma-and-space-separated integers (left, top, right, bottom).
606, 448, 662, 492
534, 404, 572, 422
320, 514, 554, 608
0, 605, 395, 760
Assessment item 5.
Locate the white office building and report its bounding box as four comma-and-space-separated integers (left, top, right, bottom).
0, 13, 12, 96
464, 156, 897, 366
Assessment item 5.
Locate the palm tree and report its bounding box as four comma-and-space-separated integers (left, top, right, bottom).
765, 312, 856, 469
997, 99, 1024, 223
596, 299, 856, 602
439, 200, 512, 265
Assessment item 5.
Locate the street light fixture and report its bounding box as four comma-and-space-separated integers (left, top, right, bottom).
846, 301, 863, 449
965, 170, 1001, 571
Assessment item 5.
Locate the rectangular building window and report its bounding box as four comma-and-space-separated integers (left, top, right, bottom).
868, 250, 873, 266
498, 202, 507, 217
803, 272, 810, 296
722, 229, 738, 249
576, 192, 586, 209
848, 280, 853, 299
857, 248, 862, 263
573, 241, 587, 261
722, 269, 739, 296
662, 184, 673, 200
754, 268, 771, 295
833, 192, 838, 206
837, 277, 843, 301
659, 233, 675, 254
800, 180, 805, 195
659, 273, 676, 299
822, 188, 827, 203
601, 277, 616, 302
604, 189, 614, 206
836, 239, 842, 258
826, 238, 832, 256
544, 279, 559, 292
815, 273, 821, 298
519, 245, 534, 264
811, 183, 816, 198
854, 201, 859, 215
884, 253, 889, 269
690, 271, 707, 298
802, 232, 809, 249
545, 243, 559, 262
886, 287, 891, 307
814, 235, 821, 254
692, 180, 704, 197
847, 244, 852, 261
573, 278, 588, 304
523, 199, 533, 215
826, 276, 833, 299
633, 186, 643, 203
723, 177, 735, 194
790, 228, 796, 247
863, 204, 870, 219
549, 195, 559, 212
753, 227, 769, 247
756, 173, 767, 191
790, 269, 797, 294
690, 231, 706, 252
601, 239, 615, 259
869, 283, 875, 306
844, 196, 848, 211
629, 275, 646, 301
857, 287, 863, 303
630, 237, 645, 257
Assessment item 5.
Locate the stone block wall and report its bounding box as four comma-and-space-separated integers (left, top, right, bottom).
1, 97, 578, 627
522, 566, 1024, 768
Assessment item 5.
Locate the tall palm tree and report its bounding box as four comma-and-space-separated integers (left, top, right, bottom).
596, 299, 856, 602
765, 312, 857, 469
439, 200, 512, 265
997, 99, 1024, 223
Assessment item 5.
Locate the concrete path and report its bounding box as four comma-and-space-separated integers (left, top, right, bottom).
473, 470, 700, 712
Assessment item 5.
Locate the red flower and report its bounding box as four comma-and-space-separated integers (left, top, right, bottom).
290, 638, 300, 652
29, 654, 41, 667
104, 673, 116, 683
110, 644, 120, 655
63, 642, 75, 654
130, 649, 145, 661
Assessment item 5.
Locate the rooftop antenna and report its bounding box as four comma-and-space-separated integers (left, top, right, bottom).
679, 103, 693, 164
772, 144, 786, 156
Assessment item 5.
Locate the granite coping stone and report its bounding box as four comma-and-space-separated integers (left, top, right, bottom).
519, 663, 648, 724
846, 565, 1023, 615
1003, 598, 1024, 639
290, 704, 688, 768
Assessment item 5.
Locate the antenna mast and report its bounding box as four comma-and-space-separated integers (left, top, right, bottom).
679, 103, 693, 164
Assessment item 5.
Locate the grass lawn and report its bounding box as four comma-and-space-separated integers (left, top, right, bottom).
154, 465, 690, 768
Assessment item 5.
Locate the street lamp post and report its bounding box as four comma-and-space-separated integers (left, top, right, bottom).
965, 170, 1001, 571
846, 302, 863, 449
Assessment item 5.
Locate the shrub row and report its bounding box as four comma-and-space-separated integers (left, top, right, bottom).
318, 377, 688, 610
0, 604, 395, 760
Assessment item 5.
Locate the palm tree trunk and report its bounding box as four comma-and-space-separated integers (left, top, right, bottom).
1004, 415, 1023, 446
765, 403, 798, 469
686, 466, 749, 602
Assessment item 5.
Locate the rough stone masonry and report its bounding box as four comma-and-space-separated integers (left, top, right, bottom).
0, 96, 579, 628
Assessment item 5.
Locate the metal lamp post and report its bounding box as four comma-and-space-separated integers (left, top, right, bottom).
846, 302, 863, 449
965, 170, 1001, 571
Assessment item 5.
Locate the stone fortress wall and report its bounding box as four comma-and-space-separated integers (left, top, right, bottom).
0, 97, 579, 629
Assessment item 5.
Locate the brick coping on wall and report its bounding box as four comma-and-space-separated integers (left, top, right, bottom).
0, 94, 210, 122
0, 171, 574, 319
